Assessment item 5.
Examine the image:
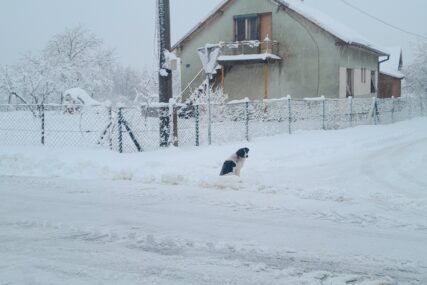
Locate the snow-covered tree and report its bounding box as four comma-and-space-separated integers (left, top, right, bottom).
43, 25, 115, 99
133, 70, 159, 105
0, 54, 56, 105
404, 41, 427, 94
187, 79, 228, 106
0, 25, 154, 106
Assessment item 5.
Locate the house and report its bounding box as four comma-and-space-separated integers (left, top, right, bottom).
172, 0, 389, 101
378, 48, 404, 98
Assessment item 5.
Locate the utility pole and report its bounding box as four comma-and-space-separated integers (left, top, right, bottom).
158, 0, 172, 147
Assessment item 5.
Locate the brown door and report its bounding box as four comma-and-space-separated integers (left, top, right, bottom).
260, 13, 272, 52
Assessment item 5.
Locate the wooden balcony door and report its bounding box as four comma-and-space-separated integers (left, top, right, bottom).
260, 13, 272, 53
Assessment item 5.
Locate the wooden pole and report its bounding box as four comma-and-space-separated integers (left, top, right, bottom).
221, 65, 225, 92
264, 63, 268, 99
158, 0, 172, 147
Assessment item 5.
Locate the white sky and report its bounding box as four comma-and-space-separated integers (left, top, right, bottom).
0, 0, 426, 72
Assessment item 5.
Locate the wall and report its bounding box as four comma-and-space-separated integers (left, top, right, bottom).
338, 46, 378, 98
378, 73, 402, 98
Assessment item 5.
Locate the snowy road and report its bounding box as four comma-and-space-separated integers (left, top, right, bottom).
1, 118, 427, 284
1, 176, 425, 284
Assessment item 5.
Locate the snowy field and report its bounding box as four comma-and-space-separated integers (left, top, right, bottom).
1, 118, 427, 284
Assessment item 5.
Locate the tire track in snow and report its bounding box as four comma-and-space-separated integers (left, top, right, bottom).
362, 137, 427, 194
1, 219, 423, 284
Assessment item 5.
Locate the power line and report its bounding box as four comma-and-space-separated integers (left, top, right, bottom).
340, 0, 427, 40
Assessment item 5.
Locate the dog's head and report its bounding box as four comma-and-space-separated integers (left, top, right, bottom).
236, 147, 249, 159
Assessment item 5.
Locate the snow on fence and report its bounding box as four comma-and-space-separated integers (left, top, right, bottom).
0, 94, 426, 152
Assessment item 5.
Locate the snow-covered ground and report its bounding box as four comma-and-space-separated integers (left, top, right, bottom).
1, 118, 426, 284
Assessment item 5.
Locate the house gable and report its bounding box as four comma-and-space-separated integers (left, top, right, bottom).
175, 0, 386, 100
173, 0, 388, 56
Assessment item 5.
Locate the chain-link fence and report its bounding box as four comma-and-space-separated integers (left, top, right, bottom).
0, 94, 426, 152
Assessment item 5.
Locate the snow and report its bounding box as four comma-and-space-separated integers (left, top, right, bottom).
1, 118, 427, 284
162, 50, 178, 71
227, 97, 250, 104
217, 53, 281, 62
63, 87, 101, 106
303, 96, 325, 101
198, 44, 221, 74
159, 68, 169, 77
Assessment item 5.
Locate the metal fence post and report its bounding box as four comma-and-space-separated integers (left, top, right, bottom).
108, 105, 113, 150
288, 95, 292, 134
171, 100, 178, 147
391, 96, 395, 123
372, 97, 378, 125
207, 77, 212, 145
245, 100, 249, 141
118, 107, 123, 153
349, 96, 353, 127
195, 104, 200, 146
40, 104, 45, 145
322, 96, 326, 130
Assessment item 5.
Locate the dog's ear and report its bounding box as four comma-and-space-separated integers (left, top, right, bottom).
236, 147, 249, 158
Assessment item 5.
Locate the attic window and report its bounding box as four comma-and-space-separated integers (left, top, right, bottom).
234, 14, 258, 41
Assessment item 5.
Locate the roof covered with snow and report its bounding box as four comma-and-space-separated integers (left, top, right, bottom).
379, 47, 405, 79
63, 88, 101, 105
276, 0, 388, 55
172, 0, 388, 56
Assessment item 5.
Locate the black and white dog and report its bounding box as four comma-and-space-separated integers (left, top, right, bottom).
220, 147, 249, 176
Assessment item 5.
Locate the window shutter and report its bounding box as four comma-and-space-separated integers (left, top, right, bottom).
236, 18, 246, 41
249, 16, 258, 40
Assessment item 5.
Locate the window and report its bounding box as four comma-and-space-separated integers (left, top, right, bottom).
361, 68, 366, 83
371, 71, 377, 93
234, 14, 259, 41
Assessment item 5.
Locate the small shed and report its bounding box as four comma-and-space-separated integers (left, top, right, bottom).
379, 48, 404, 98
63, 88, 100, 114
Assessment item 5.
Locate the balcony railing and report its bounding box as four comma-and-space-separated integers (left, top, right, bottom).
219, 39, 280, 57
214, 39, 281, 64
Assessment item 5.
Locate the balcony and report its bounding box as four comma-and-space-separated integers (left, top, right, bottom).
217, 39, 281, 64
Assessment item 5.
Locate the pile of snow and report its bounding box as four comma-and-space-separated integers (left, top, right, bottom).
63, 87, 101, 106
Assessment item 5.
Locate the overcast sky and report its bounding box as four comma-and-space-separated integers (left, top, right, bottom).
0, 0, 426, 72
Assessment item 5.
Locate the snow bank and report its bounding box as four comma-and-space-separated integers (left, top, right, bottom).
1, 118, 426, 194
